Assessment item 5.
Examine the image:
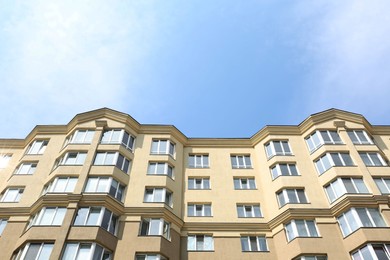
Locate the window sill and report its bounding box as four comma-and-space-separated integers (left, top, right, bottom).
279, 202, 311, 209
288, 236, 321, 243
138, 235, 171, 241
188, 166, 210, 169
187, 250, 215, 252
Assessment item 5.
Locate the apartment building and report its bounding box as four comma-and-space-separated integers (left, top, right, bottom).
1, 108, 390, 260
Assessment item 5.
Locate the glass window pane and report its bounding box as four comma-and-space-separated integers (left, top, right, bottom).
289, 164, 298, 175
187, 236, 195, 250
188, 156, 195, 167
331, 153, 343, 166
287, 190, 298, 203
274, 142, 283, 153
321, 155, 332, 171
367, 208, 386, 227
54, 178, 67, 192
92, 245, 103, 260
375, 179, 389, 193
74, 208, 89, 225
241, 237, 249, 251
66, 178, 77, 192
149, 219, 161, 235
341, 153, 353, 166
52, 208, 66, 225
325, 185, 336, 202
295, 220, 308, 236
356, 131, 369, 144
94, 153, 105, 165
97, 178, 110, 192
330, 131, 341, 142
154, 189, 163, 202
306, 221, 318, 236
40, 208, 55, 225
348, 131, 359, 143
101, 131, 112, 143
343, 178, 356, 193
101, 209, 111, 230
285, 223, 295, 241
370, 153, 382, 166
111, 130, 121, 143
320, 131, 332, 143
280, 164, 288, 175
85, 178, 98, 192
297, 190, 307, 203
87, 208, 101, 225
62, 243, 78, 260
25, 244, 40, 259
159, 141, 167, 153
105, 153, 116, 164
282, 141, 291, 153
37, 244, 53, 260
77, 244, 91, 259
354, 179, 368, 193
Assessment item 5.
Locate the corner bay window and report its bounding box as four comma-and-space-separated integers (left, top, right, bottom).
94, 151, 130, 173
315, 152, 354, 175
188, 204, 212, 217
14, 242, 54, 260
285, 220, 319, 241
55, 152, 87, 167
144, 188, 172, 206
14, 162, 37, 175
43, 177, 77, 194
151, 140, 175, 156
101, 129, 135, 151
28, 207, 66, 227
65, 129, 95, 145
324, 177, 369, 203
140, 218, 170, 239
352, 243, 390, 260
241, 236, 268, 252
277, 189, 307, 207
84, 176, 124, 201
62, 242, 112, 260
187, 235, 214, 251
348, 130, 373, 145
74, 207, 118, 235
1, 187, 24, 202
271, 163, 299, 179
189, 154, 209, 168
234, 178, 256, 190
305, 130, 342, 153
26, 140, 48, 155
265, 140, 292, 158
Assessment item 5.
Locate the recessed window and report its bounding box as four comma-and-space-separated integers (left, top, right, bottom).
231, 155, 252, 169
189, 154, 209, 168
374, 178, 390, 194
65, 130, 95, 145
359, 152, 387, 166
277, 189, 307, 207
324, 177, 369, 203
14, 162, 38, 175
305, 130, 342, 153
84, 176, 124, 202
315, 152, 354, 175
0, 219, 7, 235
62, 242, 112, 260
74, 207, 118, 235
352, 243, 390, 260
240, 236, 268, 252
237, 205, 262, 218
101, 129, 135, 151
187, 235, 214, 251
270, 163, 299, 179
28, 207, 66, 227
43, 177, 77, 194
55, 152, 87, 167
0, 154, 11, 168
1, 187, 24, 202
151, 140, 175, 157
26, 140, 48, 155
144, 188, 172, 206
337, 207, 386, 237
14, 242, 54, 260
135, 254, 167, 260
348, 130, 374, 145
188, 204, 212, 217
140, 218, 170, 239
285, 220, 319, 241
234, 178, 256, 190
94, 152, 131, 173
188, 178, 210, 190
265, 140, 292, 158
147, 162, 173, 178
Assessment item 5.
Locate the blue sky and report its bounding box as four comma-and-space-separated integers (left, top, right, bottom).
1, 1, 390, 138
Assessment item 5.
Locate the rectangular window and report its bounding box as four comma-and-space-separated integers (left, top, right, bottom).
294, 256, 327, 260
188, 204, 212, 217
26, 140, 48, 155
359, 152, 387, 166
240, 236, 268, 252
265, 140, 292, 158
1, 187, 24, 202
66, 130, 95, 145
188, 178, 210, 190
14, 162, 38, 175
0, 154, 11, 168
135, 254, 167, 260
237, 205, 262, 218
337, 207, 386, 237
140, 218, 170, 239
147, 162, 173, 178
352, 244, 390, 260
315, 153, 354, 175
348, 130, 374, 145
151, 140, 175, 156
62, 242, 112, 260
84, 176, 124, 202
305, 130, 342, 152
101, 129, 135, 151
234, 178, 256, 190
285, 220, 319, 241
43, 177, 77, 194
28, 207, 66, 227
56, 152, 87, 166
14, 242, 54, 260
277, 189, 307, 207
325, 177, 369, 203
144, 188, 172, 206
94, 152, 131, 173
188, 154, 209, 168
270, 163, 299, 179
374, 178, 390, 194
231, 155, 252, 169
74, 207, 118, 235
0, 219, 7, 235
187, 235, 214, 251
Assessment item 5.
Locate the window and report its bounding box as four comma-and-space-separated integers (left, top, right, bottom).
277, 189, 307, 207
188, 204, 212, 217
151, 140, 175, 156
140, 218, 170, 239
0, 219, 7, 235
94, 152, 131, 173
237, 205, 262, 218
0, 154, 11, 168
1, 187, 24, 202
374, 178, 390, 194
187, 235, 214, 251
230, 155, 252, 169
285, 220, 319, 241
14, 242, 54, 260
43, 177, 77, 194
314, 152, 354, 175
26, 140, 48, 155
294, 256, 327, 260
14, 162, 38, 175
189, 154, 209, 168
84, 177, 125, 202
240, 236, 268, 252
144, 188, 172, 206
359, 152, 387, 166
56, 152, 87, 166
74, 207, 118, 235
352, 243, 390, 260
270, 163, 299, 179
305, 130, 342, 152
62, 242, 112, 260
28, 207, 66, 227
188, 178, 210, 190
324, 177, 369, 203
147, 162, 173, 178
135, 254, 167, 260
348, 130, 373, 145
66, 130, 95, 145
337, 207, 386, 237
233, 178, 256, 190
265, 140, 292, 158
101, 129, 135, 151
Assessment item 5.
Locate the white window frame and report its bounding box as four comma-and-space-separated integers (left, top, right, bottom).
101, 129, 135, 151
359, 152, 387, 166
315, 152, 354, 175
26, 140, 48, 155
43, 177, 78, 194
187, 235, 214, 251
265, 140, 292, 158
28, 207, 67, 227
62, 242, 112, 260
324, 177, 369, 203
230, 155, 252, 169
139, 218, 170, 239
144, 188, 172, 206
294, 256, 327, 260
147, 162, 174, 178
352, 243, 390, 260
348, 130, 374, 145
240, 236, 268, 252
188, 178, 210, 190
270, 163, 299, 179
277, 189, 307, 207
374, 178, 390, 194
305, 130, 343, 152
233, 178, 256, 190
1, 187, 24, 202
57, 152, 87, 166
188, 154, 209, 168
151, 140, 175, 156
285, 220, 319, 242
73, 207, 118, 235
84, 176, 125, 202
0, 154, 11, 168
237, 205, 262, 218
0, 219, 7, 235
188, 204, 212, 217
135, 254, 167, 260
15, 242, 54, 260
14, 162, 38, 175
66, 129, 95, 145
94, 152, 130, 173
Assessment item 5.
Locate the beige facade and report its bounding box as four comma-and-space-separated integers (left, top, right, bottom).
1, 108, 390, 260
